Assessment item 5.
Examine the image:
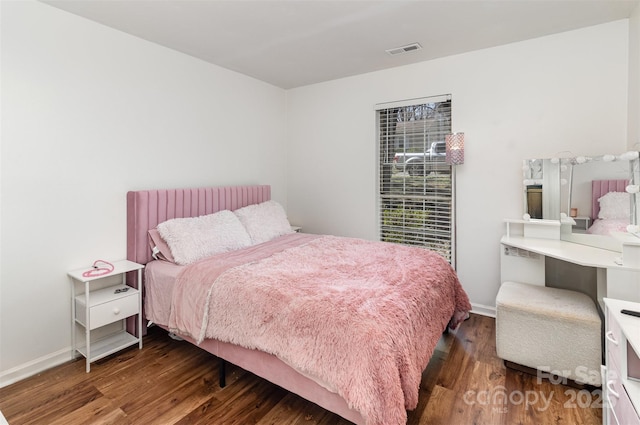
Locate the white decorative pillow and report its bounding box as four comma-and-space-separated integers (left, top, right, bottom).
156, 210, 252, 265
234, 200, 294, 244
598, 191, 630, 220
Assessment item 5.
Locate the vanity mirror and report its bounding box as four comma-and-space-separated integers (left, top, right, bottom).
522, 158, 561, 220
523, 152, 640, 251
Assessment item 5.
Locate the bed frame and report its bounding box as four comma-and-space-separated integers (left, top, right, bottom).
591, 179, 628, 222
126, 185, 365, 425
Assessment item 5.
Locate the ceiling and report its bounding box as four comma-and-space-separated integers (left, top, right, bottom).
44, 0, 639, 89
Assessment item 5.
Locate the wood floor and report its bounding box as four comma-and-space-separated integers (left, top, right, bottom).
0, 314, 602, 424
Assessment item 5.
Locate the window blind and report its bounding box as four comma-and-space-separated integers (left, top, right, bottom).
377, 96, 454, 263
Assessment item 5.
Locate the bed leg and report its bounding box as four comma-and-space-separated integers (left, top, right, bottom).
219, 358, 226, 388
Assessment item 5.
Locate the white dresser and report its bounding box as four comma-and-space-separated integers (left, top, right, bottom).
603, 298, 640, 425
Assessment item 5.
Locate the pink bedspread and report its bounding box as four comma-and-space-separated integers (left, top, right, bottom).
587, 218, 629, 235
168, 233, 470, 425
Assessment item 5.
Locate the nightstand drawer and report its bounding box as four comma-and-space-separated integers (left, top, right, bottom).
76, 291, 138, 330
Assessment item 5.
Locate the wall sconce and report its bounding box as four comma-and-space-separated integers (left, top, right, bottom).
446, 132, 465, 165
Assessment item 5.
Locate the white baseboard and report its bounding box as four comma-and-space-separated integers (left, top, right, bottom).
471, 302, 496, 318
0, 410, 8, 425
0, 347, 71, 388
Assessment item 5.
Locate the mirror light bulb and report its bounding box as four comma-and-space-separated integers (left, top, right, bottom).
620, 151, 640, 161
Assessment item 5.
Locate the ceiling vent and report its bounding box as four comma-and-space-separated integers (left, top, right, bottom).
386, 43, 422, 56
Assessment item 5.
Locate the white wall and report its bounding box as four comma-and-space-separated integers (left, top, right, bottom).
629, 3, 640, 149
286, 21, 630, 313
0, 1, 287, 383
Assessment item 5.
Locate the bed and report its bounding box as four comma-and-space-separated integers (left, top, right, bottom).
126, 185, 471, 425
587, 179, 630, 235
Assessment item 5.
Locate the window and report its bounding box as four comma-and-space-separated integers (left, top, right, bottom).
377, 95, 454, 264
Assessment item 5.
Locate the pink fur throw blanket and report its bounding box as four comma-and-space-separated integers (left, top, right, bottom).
168, 233, 470, 425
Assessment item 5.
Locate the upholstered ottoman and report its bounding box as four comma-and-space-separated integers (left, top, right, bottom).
496, 281, 602, 386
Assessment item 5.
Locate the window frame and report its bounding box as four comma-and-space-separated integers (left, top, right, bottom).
375, 95, 456, 267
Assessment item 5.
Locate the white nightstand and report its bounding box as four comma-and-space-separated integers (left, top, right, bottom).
68, 260, 144, 372
572, 216, 591, 232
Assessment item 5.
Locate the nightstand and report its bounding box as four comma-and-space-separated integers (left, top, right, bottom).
68, 260, 144, 372
572, 216, 591, 232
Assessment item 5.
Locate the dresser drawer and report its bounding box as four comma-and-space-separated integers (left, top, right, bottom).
607, 355, 640, 425
75, 289, 139, 330
606, 308, 623, 363
603, 366, 616, 425
607, 379, 640, 425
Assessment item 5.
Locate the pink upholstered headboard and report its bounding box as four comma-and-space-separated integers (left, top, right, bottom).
591, 179, 628, 221
124, 185, 270, 336
126, 185, 271, 266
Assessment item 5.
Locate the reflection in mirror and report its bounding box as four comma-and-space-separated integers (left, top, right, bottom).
562, 157, 630, 225
522, 159, 560, 220
558, 152, 640, 251
522, 152, 640, 251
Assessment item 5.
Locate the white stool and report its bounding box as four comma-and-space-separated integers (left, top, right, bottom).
496, 281, 602, 386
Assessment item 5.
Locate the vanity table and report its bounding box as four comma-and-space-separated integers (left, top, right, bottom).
501, 225, 640, 309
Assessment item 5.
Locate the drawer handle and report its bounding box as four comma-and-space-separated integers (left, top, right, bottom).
607, 381, 620, 399
113, 307, 121, 315
606, 331, 619, 346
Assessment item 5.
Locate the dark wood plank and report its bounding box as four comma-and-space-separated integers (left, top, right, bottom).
1, 380, 103, 424
255, 392, 353, 425
0, 315, 602, 425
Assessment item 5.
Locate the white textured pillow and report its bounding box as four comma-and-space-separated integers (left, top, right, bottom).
234, 200, 294, 244
157, 210, 252, 265
598, 191, 630, 220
